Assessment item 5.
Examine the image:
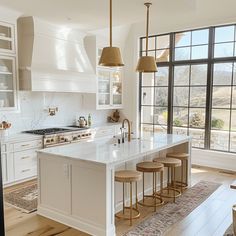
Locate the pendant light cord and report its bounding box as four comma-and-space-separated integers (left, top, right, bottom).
110, 0, 112, 47
145, 3, 151, 56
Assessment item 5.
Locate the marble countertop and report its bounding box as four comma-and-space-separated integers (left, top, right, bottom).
0, 133, 42, 143
38, 134, 191, 166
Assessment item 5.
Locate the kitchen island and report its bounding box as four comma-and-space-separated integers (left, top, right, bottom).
37, 134, 191, 236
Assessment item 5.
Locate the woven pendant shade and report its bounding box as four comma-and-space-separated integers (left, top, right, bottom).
136, 2, 157, 73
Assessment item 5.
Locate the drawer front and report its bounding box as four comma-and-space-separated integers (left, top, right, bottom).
1, 144, 7, 153
14, 166, 37, 181
14, 139, 42, 152
14, 149, 38, 167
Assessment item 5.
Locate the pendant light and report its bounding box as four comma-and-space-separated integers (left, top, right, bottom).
136, 2, 157, 73
99, 0, 124, 67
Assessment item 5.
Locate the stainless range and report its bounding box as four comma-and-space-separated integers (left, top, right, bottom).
24, 127, 93, 148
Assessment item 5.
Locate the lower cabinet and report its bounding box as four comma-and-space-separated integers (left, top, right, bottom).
39, 157, 71, 214
1, 138, 42, 186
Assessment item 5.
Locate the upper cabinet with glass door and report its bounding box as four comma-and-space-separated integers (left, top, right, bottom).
97, 67, 123, 109
0, 56, 17, 110
0, 22, 15, 54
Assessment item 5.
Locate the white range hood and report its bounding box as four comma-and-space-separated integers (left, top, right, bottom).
17, 16, 97, 93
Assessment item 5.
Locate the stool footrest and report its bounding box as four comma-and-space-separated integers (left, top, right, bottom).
156, 187, 181, 199
138, 194, 164, 207
115, 207, 140, 220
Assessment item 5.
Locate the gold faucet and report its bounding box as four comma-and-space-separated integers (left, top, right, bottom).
122, 119, 131, 142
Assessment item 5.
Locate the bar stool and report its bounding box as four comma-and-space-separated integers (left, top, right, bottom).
153, 157, 181, 203
115, 170, 142, 226
136, 161, 164, 212
166, 153, 189, 192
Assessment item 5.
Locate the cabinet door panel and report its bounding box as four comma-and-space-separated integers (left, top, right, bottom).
39, 156, 71, 215
1, 153, 7, 184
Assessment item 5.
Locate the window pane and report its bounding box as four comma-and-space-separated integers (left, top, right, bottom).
175, 47, 190, 61
141, 124, 153, 136
173, 87, 189, 106
191, 45, 208, 59
142, 73, 154, 86
192, 29, 209, 45
215, 25, 235, 43
175, 32, 191, 47
232, 87, 236, 108
174, 65, 190, 86
214, 42, 234, 58
211, 129, 229, 151
154, 107, 168, 125
156, 35, 169, 49
142, 37, 155, 50
213, 63, 233, 85
190, 87, 206, 107
191, 64, 208, 85
173, 127, 188, 136
155, 67, 169, 86
173, 107, 188, 127
156, 49, 169, 62
155, 87, 168, 106
189, 108, 205, 128
212, 86, 231, 108
231, 110, 236, 131
142, 87, 154, 105
230, 132, 236, 152
141, 106, 153, 123
211, 109, 230, 130
154, 125, 167, 134
189, 128, 205, 148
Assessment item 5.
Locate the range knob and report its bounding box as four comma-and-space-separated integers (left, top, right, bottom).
64, 138, 69, 142
73, 136, 78, 140
46, 139, 51, 143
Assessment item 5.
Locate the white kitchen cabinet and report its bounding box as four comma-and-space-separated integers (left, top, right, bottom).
1, 153, 7, 184
39, 156, 71, 215
97, 67, 123, 110
1, 136, 43, 186
0, 22, 15, 54
0, 56, 17, 111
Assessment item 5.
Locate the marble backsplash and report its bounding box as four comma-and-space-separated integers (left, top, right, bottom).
0, 92, 112, 134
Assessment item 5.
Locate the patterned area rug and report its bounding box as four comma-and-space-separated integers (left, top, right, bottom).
124, 181, 221, 236
4, 183, 38, 213
224, 224, 235, 236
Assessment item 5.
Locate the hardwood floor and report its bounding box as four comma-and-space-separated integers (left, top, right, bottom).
4, 166, 236, 236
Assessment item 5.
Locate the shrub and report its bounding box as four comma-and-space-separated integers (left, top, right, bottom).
211, 118, 224, 129
173, 117, 183, 127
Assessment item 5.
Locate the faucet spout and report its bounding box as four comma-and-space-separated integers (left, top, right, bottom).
122, 119, 131, 142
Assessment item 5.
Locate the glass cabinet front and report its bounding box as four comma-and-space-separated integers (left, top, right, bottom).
0, 23, 15, 53
0, 56, 16, 109
97, 68, 123, 109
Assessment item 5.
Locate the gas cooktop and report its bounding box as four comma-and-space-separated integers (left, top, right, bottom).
24, 128, 73, 135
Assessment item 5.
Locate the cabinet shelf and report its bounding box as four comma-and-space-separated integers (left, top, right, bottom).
0, 90, 13, 92
0, 71, 12, 75
0, 36, 12, 42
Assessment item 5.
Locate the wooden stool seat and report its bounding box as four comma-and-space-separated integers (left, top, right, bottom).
136, 161, 164, 172
153, 157, 181, 168
115, 170, 142, 183
167, 153, 189, 160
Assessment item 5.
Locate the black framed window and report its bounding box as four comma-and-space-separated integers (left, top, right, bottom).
140, 23, 236, 153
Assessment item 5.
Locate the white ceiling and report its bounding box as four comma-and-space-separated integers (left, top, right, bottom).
0, 0, 196, 30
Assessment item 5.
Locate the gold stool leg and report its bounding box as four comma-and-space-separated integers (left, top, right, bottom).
173, 167, 176, 203
160, 170, 163, 195
181, 160, 184, 193
136, 181, 138, 210
130, 182, 132, 226
167, 167, 170, 194
142, 172, 145, 204
123, 182, 125, 214
186, 159, 188, 187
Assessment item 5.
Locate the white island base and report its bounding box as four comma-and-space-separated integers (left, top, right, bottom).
37, 134, 191, 236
